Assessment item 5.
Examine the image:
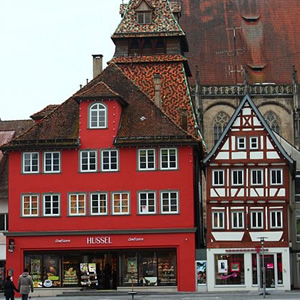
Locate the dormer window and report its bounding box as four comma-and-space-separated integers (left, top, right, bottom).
137, 11, 152, 24
89, 102, 107, 129
135, 0, 153, 25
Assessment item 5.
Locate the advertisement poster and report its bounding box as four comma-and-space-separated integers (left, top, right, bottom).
196, 261, 207, 285
218, 260, 228, 273
88, 263, 96, 273
127, 257, 137, 273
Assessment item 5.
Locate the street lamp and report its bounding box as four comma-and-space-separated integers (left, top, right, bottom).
258, 237, 268, 298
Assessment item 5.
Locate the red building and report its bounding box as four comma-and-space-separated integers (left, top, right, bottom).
203, 95, 294, 292
2, 59, 202, 293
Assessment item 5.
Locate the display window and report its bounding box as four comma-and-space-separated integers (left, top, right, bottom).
24, 249, 176, 288
215, 254, 245, 285
252, 253, 258, 285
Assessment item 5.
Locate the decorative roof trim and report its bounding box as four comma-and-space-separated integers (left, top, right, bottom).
203, 94, 294, 167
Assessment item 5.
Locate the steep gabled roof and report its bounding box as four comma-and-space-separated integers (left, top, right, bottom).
1, 63, 198, 151
112, 0, 185, 39
203, 94, 294, 166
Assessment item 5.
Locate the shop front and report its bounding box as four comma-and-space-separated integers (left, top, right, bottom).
5, 231, 196, 292
206, 248, 290, 292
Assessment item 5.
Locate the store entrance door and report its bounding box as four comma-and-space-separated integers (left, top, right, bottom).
262, 255, 275, 288
95, 253, 118, 290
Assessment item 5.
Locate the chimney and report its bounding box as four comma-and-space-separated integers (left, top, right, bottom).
92, 54, 103, 78
153, 73, 162, 108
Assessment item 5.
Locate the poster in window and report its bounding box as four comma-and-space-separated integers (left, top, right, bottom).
218, 260, 228, 273
230, 262, 240, 272
196, 261, 206, 285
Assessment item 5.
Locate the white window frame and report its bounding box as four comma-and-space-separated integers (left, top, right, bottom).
270, 210, 283, 229
44, 151, 61, 173
90, 192, 108, 215
22, 152, 39, 174
101, 149, 119, 172
80, 150, 97, 172
231, 169, 244, 186
250, 137, 259, 150
251, 169, 263, 185
112, 192, 130, 215
250, 211, 264, 229
43, 194, 60, 216
160, 191, 179, 214
22, 194, 39, 217
270, 169, 283, 185
138, 191, 156, 214
89, 102, 107, 129
212, 170, 225, 186
212, 211, 225, 229
160, 148, 178, 170
231, 211, 244, 229
138, 149, 156, 171
137, 11, 152, 24
237, 137, 246, 150
68, 193, 86, 216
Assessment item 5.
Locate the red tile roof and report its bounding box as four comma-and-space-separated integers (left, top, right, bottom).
112, 0, 185, 39
111, 56, 197, 139
2, 63, 199, 150
180, 0, 300, 85
30, 105, 60, 121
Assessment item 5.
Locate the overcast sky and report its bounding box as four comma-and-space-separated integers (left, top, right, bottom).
0, 0, 122, 120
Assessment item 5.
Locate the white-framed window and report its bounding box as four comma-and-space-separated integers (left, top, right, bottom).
250, 137, 259, 149
101, 149, 119, 171
69, 193, 86, 216
22, 194, 39, 217
112, 192, 130, 215
80, 150, 97, 172
251, 169, 263, 185
231, 211, 244, 229
250, 211, 264, 229
23, 152, 39, 173
212, 211, 225, 229
160, 148, 177, 170
237, 137, 246, 150
90, 192, 107, 215
137, 11, 152, 24
138, 149, 156, 170
0, 214, 8, 231
89, 102, 107, 128
43, 194, 60, 216
160, 191, 179, 214
270, 169, 283, 185
270, 210, 283, 228
44, 152, 60, 173
212, 170, 225, 186
232, 169, 244, 186
138, 191, 156, 214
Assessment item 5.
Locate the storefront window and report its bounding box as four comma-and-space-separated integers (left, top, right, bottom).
139, 252, 157, 286
122, 253, 138, 286
62, 256, 79, 286
25, 254, 42, 288
196, 260, 206, 285
43, 255, 60, 287
215, 254, 245, 285
157, 252, 176, 286
277, 253, 283, 285
252, 253, 258, 285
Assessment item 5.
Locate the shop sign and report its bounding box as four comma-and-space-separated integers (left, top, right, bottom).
55, 239, 71, 244
86, 236, 112, 245
128, 237, 144, 242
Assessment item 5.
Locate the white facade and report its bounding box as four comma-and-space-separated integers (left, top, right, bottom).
206, 247, 290, 292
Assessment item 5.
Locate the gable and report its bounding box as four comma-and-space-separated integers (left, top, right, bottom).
204, 94, 294, 167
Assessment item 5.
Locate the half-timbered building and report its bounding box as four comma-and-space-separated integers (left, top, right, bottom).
203, 94, 294, 292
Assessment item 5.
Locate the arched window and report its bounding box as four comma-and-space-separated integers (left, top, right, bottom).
264, 111, 280, 134
213, 112, 230, 144
89, 103, 107, 128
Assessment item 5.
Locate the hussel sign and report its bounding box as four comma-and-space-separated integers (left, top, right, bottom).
87, 236, 112, 245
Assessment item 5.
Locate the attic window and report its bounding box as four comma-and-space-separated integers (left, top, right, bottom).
242, 15, 261, 23
247, 64, 266, 72
137, 11, 152, 24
